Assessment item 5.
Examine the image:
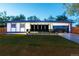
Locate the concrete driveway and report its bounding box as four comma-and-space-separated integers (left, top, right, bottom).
58, 33, 79, 44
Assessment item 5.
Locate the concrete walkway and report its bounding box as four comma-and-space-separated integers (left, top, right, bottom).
6, 32, 59, 35
58, 33, 79, 44
29, 32, 58, 35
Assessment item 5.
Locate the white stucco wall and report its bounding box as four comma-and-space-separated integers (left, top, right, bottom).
25, 23, 30, 30
7, 22, 31, 32
7, 23, 11, 32
20, 23, 26, 32
16, 23, 20, 32
52, 23, 70, 26
7, 22, 71, 33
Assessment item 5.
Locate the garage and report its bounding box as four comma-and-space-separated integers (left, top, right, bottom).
53, 26, 69, 33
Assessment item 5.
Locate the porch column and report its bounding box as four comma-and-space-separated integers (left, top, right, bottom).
44, 25, 46, 30
69, 25, 71, 33
41, 25, 42, 30
49, 24, 51, 32
34, 25, 35, 31
37, 25, 39, 31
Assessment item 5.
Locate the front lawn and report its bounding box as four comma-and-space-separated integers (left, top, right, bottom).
0, 35, 79, 55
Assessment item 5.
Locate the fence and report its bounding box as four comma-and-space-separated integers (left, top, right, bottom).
0, 27, 7, 33
72, 27, 79, 34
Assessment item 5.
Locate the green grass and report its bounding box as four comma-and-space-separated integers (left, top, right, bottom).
0, 34, 79, 55
0, 34, 78, 48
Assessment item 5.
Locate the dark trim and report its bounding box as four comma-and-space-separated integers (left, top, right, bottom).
6, 21, 71, 23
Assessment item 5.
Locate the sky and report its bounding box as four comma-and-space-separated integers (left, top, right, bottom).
0, 3, 66, 20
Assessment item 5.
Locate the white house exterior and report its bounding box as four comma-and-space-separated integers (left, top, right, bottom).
6, 21, 72, 34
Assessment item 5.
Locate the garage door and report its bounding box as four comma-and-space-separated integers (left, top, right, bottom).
53, 26, 69, 33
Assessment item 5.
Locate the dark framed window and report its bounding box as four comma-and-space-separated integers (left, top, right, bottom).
11, 23, 16, 28
20, 24, 25, 28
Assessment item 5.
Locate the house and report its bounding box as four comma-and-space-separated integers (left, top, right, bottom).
6, 20, 72, 34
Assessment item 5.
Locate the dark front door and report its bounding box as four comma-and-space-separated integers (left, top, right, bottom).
30, 25, 48, 32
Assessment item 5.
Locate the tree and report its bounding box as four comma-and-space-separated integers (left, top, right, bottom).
76, 24, 79, 27
43, 16, 55, 21
0, 11, 7, 22
27, 16, 40, 21
47, 16, 55, 21
64, 3, 79, 16
0, 11, 11, 27
44, 18, 47, 21
11, 14, 26, 21
56, 15, 68, 21
19, 14, 26, 20
64, 3, 79, 26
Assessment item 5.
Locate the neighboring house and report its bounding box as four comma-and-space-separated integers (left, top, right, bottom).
6, 20, 72, 34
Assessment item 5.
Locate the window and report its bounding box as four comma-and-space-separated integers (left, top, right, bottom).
11, 23, 16, 28
20, 24, 25, 28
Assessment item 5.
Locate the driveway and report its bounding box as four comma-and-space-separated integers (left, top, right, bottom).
58, 33, 79, 44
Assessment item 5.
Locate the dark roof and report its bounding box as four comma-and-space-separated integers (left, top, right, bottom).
6, 20, 71, 23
